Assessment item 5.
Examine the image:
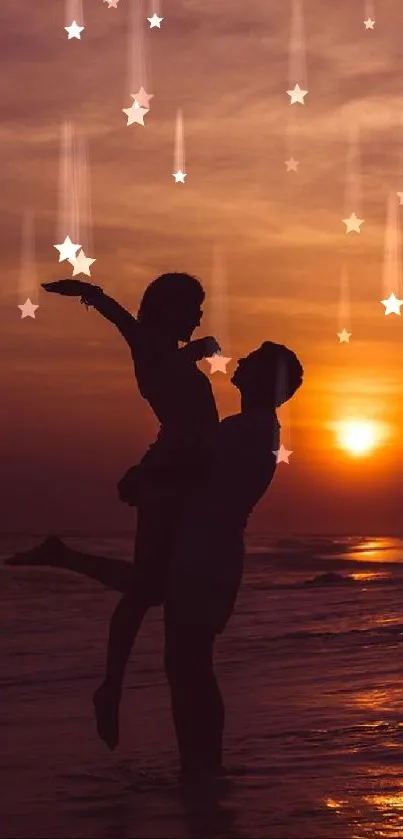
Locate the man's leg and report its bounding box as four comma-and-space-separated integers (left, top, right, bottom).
164, 615, 225, 776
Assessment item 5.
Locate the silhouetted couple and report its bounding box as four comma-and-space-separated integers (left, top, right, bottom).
9, 272, 303, 781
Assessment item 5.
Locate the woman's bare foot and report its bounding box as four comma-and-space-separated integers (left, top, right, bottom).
93, 683, 120, 751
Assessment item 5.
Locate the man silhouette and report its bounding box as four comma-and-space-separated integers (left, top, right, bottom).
141, 341, 303, 778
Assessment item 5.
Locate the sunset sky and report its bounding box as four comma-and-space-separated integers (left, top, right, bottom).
2, 0, 403, 535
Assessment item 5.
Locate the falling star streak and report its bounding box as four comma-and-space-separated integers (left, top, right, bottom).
173, 109, 187, 183
380, 192, 403, 315
286, 0, 308, 104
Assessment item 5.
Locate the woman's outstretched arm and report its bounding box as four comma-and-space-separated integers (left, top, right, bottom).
42, 280, 139, 348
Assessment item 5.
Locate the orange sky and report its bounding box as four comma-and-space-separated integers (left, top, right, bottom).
1, 0, 403, 535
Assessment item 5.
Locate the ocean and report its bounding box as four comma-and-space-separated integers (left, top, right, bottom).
1, 533, 403, 839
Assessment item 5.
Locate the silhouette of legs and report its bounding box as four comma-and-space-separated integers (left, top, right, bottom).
94, 500, 178, 749
164, 616, 224, 776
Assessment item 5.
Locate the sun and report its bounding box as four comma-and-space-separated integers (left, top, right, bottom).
336, 419, 380, 456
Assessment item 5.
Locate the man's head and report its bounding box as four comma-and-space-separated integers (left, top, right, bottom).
231, 341, 303, 409
137, 272, 205, 341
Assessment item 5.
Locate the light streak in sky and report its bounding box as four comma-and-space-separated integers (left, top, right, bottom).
397, 118, 403, 206
126, 0, 151, 100
380, 192, 403, 315
364, 0, 375, 29
18, 211, 39, 319
173, 109, 187, 183
342, 125, 364, 233
74, 135, 94, 257
284, 91, 300, 166
286, 0, 308, 105
206, 245, 232, 375
123, 0, 152, 123
336, 265, 352, 343
68, 135, 96, 275
147, 0, 163, 28
274, 357, 294, 462
65, 0, 84, 38
54, 124, 81, 261
54, 124, 96, 274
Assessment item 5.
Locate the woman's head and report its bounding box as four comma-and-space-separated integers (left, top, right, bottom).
137, 272, 205, 341
232, 342, 303, 409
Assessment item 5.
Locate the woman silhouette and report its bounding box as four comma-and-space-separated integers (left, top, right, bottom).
41, 273, 221, 747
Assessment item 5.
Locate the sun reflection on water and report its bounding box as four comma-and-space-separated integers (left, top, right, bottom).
324, 786, 403, 838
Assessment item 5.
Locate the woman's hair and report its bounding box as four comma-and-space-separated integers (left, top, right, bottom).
256, 342, 304, 405
137, 272, 205, 325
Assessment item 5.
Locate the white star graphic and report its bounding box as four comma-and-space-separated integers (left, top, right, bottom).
342, 213, 364, 233
173, 170, 187, 183
147, 13, 163, 28
68, 249, 96, 277
131, 87, 154, 108
18, 298, 39, 319
380, 292, 403, 315
65, 21, 84, 39
272, 444, 293, 464
364, 17, 375, 29
104, 0, 119, 7
122, 100, 149, 126
286, 84, 308, 105
285, 157, 299, 172
337, 329, 352, 343
205, 354, 232, 374
54, 236, 81, 262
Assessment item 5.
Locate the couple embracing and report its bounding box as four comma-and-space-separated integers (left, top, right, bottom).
12, 271, 303, 782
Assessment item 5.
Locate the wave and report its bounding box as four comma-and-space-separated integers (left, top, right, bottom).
250, 551, 403, 575
269, 622, 403, 645
302, 572, 356, 587
248, 572, 403, 592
